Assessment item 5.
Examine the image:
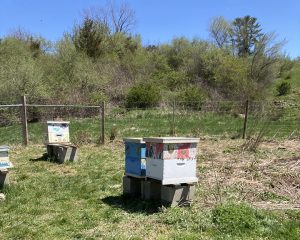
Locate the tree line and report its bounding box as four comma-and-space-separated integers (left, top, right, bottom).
0, 1, 295, 108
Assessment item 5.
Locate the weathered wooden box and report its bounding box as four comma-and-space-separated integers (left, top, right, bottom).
124, 138, 146, 177
47, 143, 78, 164
46, 121, 70, 144
144, 137, 199, 185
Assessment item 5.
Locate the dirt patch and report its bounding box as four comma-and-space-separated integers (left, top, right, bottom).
197, 139, 300, 210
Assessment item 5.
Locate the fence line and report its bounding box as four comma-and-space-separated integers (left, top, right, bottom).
0, 96, 299, 146
0, 96, 105, 146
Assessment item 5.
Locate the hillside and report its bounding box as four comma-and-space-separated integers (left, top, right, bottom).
273, 60, 300, 102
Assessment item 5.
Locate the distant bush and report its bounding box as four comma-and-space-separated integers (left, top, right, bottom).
126, 83, 161, 108
276, 81, 291, 96
177, 87, 205, 110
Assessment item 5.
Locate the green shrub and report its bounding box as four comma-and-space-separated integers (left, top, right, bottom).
177, 86, 205, 110
276, 81, 291, 96
126, 83, 161, 108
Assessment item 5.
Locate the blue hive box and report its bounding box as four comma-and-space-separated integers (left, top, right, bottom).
124, 138, 146, 177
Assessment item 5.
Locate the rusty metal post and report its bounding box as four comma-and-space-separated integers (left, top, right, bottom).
242, 100, 249, 139
21, 96, 29, 146
101, 101, 105, 144
172, 99, 176, 136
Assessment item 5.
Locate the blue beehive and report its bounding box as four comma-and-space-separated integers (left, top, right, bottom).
124, 138, 146, 177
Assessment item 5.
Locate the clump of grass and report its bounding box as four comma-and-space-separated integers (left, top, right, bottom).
109, 125, 118, 141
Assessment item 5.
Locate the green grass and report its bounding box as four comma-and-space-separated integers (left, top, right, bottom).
0, 145, 299, 239
1, 106, 299, 146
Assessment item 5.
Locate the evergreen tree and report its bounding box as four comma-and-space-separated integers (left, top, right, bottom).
232, 16, 264, 57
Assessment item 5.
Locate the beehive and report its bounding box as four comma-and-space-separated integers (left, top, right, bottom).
46, 121, 70, 144
124, 138, 146, 177
0, 145, 13, 169
143, 137, 199, 185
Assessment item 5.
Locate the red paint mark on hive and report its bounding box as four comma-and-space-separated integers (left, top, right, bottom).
177, 143, 191, 159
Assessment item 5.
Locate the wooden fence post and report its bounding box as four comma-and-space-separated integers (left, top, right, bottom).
21, 96, 29, 146
101, 101, 105, 144
242, 100, 249, 139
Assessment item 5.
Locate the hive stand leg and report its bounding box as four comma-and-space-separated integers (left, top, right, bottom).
0, 170, 9, 188
123, 176, 142, 197
56, 146, 67, 164
141, 179, 161, 201
46, 144, 54, 158
161, 184, 196, 207
70, 146, 78, 162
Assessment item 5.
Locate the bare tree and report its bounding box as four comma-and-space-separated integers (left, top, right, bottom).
83, 0, 136, 34
250, 32, 286, 87
208, 16, 232, 48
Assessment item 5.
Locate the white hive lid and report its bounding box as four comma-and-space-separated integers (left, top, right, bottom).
0, 146, 9, 152
123, 138, 145, 143
143, 137, 200, 144
47, 121, 70, 124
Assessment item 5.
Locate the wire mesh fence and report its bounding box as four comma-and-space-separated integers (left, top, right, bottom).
0, 97, 299, 146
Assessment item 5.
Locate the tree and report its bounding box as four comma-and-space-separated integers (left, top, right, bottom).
73, 17, 110, 59
83, 0, 136, 34
209, 16, 232, 49
232, 16, 264, 57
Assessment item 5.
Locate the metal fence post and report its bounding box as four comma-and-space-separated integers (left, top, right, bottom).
172, 99, 176, 136
242, 100, 249, 139
21, 96, 29, 146
101, 101, 105, 144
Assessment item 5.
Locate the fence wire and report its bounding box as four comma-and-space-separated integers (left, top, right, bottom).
0, 98, 299, 146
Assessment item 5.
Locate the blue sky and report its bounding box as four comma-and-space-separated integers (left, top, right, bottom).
0, 0, 299, 58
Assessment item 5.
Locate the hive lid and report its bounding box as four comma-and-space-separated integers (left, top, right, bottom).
143, 137, 200, 144
123, 138, 145, 143
0, 146, 9, 151
47, 121, 70, 124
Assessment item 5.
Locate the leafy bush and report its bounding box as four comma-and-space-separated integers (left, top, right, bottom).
126, 83, 161, 108
177, 86, 205, 110
276, 81, 291, 96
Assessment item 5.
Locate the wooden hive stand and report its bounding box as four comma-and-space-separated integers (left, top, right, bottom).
47, 143, 78, 164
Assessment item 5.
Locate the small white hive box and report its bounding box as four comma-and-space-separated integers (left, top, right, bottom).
0, 146, 9, 162
143, 137, 200, 185
0, 146, 13, 188
46, 121, 70, 144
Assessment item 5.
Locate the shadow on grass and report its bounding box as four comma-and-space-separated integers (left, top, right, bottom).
29, 153, 56, 163
101, 195, 162, 215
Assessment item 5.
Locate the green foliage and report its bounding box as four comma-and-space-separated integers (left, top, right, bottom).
177, 86, 205, 110
232, 15, 264, 57
276, 81, 291, 96
0, 38, 49, 102
73, 17, 110, 59
126, 83, 161, 108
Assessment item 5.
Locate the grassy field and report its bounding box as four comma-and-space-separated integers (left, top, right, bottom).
0, 105, 299, 146
0, 62, 299, 239
0, 139, 300, 239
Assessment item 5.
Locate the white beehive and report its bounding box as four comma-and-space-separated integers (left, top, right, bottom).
0, 146, 13, 169
46, 121, 70, 144
143, 137, 199, 185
